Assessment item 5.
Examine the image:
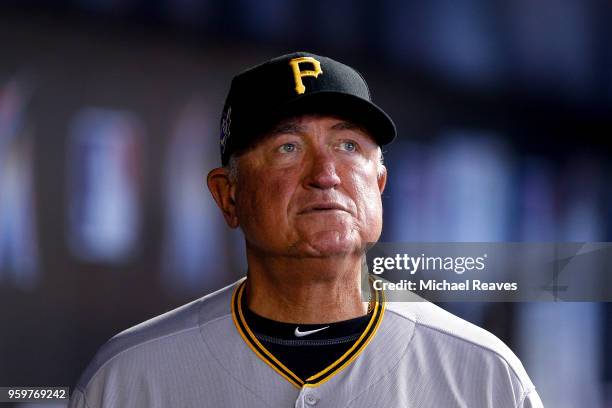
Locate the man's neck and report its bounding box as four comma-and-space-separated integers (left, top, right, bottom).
244, 251, 369, 324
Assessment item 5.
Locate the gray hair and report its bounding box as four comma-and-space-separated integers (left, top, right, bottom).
225, 154, 240, 183
224, 147, 385, 183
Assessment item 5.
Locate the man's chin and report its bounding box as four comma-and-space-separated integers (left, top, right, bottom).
299, 230, 364, 257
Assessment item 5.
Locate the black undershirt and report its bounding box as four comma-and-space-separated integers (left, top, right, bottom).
242, 297, 372, 381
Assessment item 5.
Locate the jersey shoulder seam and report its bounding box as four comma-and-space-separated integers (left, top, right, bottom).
81, 325, 201, 391
81, 307, 236, 391
74, 386, 92, 408
516, 387, 537, 408
79, 281, 241, 392
199, 310, 233, 329
386, 306, 529, 394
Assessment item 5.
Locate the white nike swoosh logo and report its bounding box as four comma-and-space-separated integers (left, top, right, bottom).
294, 326, 330, 337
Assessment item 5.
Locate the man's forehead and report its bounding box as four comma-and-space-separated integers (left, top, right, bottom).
265, 114, 373, 138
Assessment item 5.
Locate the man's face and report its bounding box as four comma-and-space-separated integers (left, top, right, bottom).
232, 114, 387, 257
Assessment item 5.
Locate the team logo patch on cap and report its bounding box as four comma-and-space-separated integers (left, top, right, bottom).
220, 105, 232, 153
289, 57, 323, 95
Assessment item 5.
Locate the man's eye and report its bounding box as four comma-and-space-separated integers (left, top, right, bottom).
340, 141, 357, 152
279, 143, 297, 153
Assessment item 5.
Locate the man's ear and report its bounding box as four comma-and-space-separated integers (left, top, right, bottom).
377, 165, 387, 195
207, 168, 239, 228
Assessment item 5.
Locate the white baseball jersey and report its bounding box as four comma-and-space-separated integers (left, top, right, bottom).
69, 278, 543, 407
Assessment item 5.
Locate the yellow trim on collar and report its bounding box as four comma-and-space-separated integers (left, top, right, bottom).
230, 278, 385, 388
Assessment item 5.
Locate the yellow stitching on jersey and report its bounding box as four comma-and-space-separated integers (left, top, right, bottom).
305, 292, 379, 382
305, 288, 386, 387
230, 277, 386, 389
231, 282, 304, 388
236, 284, 304, 386
304, 278, 385, 385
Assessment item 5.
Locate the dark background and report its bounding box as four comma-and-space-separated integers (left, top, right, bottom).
0, 1, 611, 407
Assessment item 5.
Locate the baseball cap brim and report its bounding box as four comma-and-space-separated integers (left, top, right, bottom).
271, 91, 397, 146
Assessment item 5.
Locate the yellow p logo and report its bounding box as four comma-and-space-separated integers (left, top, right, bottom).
289, 57, 323, 95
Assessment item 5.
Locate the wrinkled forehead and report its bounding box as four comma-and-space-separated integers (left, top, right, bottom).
254, 113, 377, 146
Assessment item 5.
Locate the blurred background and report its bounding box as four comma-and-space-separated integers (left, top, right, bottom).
0, 1, 611, 407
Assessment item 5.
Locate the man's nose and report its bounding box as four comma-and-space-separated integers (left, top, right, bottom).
304, 150, 341, 190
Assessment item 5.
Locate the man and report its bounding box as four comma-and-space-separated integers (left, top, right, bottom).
70, 52, 543, 407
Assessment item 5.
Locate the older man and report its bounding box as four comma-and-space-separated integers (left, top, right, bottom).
70, 52, 543, 407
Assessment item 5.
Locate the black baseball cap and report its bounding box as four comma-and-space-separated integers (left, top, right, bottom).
219, 51, 396, 165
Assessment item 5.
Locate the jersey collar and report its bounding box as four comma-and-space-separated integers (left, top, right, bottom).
231, 278, 385, 388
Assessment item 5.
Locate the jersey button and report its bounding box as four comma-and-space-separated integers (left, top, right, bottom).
305, 393, 319, 406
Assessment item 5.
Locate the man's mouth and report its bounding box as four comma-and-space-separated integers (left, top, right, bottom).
299, 203, 350, 214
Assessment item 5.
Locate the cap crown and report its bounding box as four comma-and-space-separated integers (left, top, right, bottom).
219, 52, 395, 165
